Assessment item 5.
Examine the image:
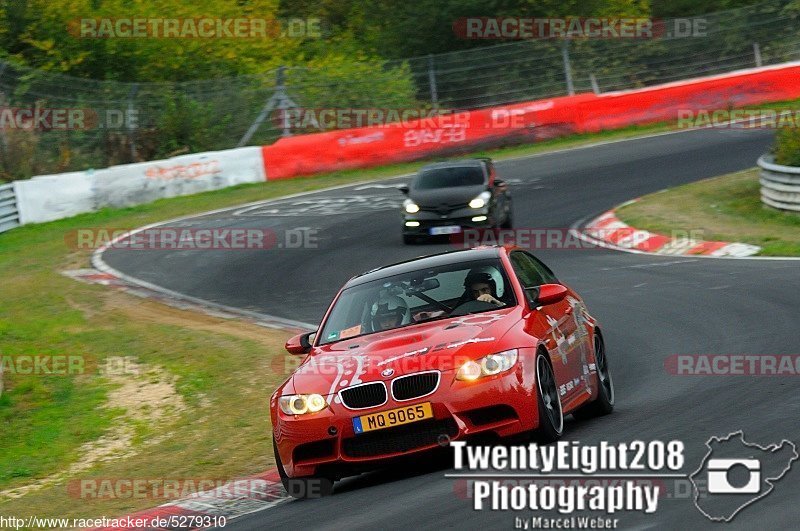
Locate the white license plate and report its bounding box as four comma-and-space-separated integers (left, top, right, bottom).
429, 226, 461, 235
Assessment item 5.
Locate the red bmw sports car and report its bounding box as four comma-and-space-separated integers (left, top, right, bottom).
271, 246, 614, 497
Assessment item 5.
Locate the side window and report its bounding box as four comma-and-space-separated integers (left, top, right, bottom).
527, 253, 558, 284
510, 252, 557, 288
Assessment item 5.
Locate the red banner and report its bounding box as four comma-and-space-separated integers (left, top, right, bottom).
261, 63, 800, 180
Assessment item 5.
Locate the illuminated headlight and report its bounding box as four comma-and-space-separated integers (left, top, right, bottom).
456, 349, 518, 381
404, 199, 420, 214
469, 191, 492, 209
279, 394, 328, 415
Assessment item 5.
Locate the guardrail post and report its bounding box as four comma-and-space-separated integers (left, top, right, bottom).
589, 73, 600, 95
427, 54, 439, 110
127, 83, 139, 161
753, 43, 763, 67
561, 39, 575, 96
238, 66, 298, 147
0, 63, 7, 153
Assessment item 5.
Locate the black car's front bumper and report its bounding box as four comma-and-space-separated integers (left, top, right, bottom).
402, 207, 493, 237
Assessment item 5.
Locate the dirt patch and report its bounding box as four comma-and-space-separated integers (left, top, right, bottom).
0, 292, 286, 501
0, 359, 185, 500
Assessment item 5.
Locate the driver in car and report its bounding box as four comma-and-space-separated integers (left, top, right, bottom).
465, 272, 504, 307
371, 295, 409, 331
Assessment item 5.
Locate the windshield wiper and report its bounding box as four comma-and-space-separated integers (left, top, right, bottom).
412, 313, 452, 325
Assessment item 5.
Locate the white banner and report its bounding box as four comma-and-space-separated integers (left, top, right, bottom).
14, 147, 266, 225
14, 171, 94, 225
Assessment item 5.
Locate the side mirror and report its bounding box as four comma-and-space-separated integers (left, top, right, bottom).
398, 184, 410, 195
526, 284, 568, 307
285, 332, 314, 355
493, 178, 506, 188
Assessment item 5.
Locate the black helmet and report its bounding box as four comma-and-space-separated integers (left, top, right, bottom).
371, 295, 409, 330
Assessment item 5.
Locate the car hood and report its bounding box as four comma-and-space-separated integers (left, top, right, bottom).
289, 308, 520, 396
409, 185, 486, 208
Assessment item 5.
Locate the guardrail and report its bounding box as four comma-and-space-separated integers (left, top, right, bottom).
0, 182, 20, 234
758, 155, 800, 212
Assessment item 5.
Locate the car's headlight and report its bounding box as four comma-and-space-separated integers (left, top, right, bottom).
404, 199, 420, 214
468, 191, 492, 209
279, 394, 328, 415
456, 349, 518, 381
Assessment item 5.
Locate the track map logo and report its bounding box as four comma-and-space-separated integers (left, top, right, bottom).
690, 431, 798, 522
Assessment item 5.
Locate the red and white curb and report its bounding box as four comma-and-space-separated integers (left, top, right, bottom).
582, 207, 761, 258
87, 469, 289, 530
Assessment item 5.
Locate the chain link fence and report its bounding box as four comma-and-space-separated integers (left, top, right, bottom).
0, 0, 798, 181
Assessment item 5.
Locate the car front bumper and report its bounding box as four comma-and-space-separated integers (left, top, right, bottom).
402, 208, 494, 237
273, 356, 540, 478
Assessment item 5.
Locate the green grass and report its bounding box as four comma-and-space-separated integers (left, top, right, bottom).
617, 168, 800, 256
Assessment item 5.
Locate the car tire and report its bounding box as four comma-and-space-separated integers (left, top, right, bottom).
273, 437, 334, 499
572, 333, 614, 420
534, 351, 564, 443
403, 234, 417, 245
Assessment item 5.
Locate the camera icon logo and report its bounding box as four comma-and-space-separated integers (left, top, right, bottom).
706, 458, 760, 494
690, 431, 797, 522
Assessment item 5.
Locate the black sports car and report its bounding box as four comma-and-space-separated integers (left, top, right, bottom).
399, 158, 513, 244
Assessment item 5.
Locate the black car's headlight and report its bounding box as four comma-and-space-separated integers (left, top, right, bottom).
279, 394, 328, 415
456, 349, 518, 381
403, 199, 420, 213
468, 191, 492, 209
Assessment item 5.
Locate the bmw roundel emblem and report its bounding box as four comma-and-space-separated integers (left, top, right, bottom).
381, 368, 395, 378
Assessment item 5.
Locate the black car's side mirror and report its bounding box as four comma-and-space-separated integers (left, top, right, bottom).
398, 184, 410, 195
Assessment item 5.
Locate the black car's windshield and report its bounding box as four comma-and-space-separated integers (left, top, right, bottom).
414, 166, 486, 189
318, 258, 516, 345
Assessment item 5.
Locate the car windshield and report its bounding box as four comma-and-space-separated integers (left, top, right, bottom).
414, 166, 485, 189
318, 258, 516, 345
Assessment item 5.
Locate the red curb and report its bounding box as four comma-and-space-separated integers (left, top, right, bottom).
584, 208, 761, 257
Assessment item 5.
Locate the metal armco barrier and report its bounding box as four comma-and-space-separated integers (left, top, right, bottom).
758, 155, 800, 212
0, 182, 19, 234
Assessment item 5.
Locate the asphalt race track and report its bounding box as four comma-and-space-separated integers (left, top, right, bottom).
101, 127, 800, 529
